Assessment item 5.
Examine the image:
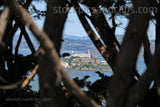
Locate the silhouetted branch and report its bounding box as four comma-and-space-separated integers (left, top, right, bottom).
0, 7, 15, 81
87, 4, 120, 50
4, 1, 99, 107
61, 69, 100, 107
72, 2, 115, 70
155, 3, 160, 50
111, 13, 121, 48
0, 75, 6, 83
108, 0, 152, 107
15, 31, 23, 56
88, 7, 119, 69
23, 0, 33, 9
43, 0, 70, 54
0, 80, 23, 90
0, 7, 10, 47
5, 0, 62, 84
143, 34, 152, 66
21, 26, 35, 54
12, 14, 36, 54
4, 0, 33, 45
21, 65, 38, 88
125, 43, 160, 107
41, 1, 70, 106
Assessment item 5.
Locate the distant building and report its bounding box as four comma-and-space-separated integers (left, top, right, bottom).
61, 62, 70, 68
101, 61, 107, 64
72, 54, 91, 58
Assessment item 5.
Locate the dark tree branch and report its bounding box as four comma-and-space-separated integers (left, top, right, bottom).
43, 0, 69, 54
4, 1, 100, 107
4, 0, 33, 45
108, 0, 152, 107
72, 1, 116, 70
155, 11, 160, 50
0, 80, 23, 90
21, 26, 36, 54
143, 34, 152, 66
111, 13, 121, 48
85, 1, 120, 50
15, 31, 23, 57
78, 3, 120, 70
21, 65, 38, 88
125, 42, 160, 107
39, 0, 70, 107
0, 7, 10, 73
0, 7, 10, 47
23, 0, 33, 9
0, 75, 6, 83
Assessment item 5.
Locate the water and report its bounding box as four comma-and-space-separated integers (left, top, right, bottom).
18, 50, 147, 91
30, 70, 113, 91
66, 69, 113, 83
97, 56, 105, 61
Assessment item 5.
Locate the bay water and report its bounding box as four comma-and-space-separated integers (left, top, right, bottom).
19, 50, 147, 91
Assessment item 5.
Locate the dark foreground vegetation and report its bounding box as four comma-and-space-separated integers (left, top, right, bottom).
0, 0, 160, 107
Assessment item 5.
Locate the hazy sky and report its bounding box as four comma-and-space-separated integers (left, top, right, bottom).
33, 1, 155, 40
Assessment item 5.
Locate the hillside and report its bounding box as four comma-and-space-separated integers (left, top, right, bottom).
13, 34, 155, 58
61, 39, 97, 52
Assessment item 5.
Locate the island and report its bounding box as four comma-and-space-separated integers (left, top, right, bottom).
60, 52, 112, 72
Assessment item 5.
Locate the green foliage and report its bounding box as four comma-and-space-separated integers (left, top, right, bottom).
68, 56, 81, 66
61, 56, 110, 71
82, 64, 95, 68
73, 71, 112, 105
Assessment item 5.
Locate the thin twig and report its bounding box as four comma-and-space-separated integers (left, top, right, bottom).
15, 31, 23, 56
21, 26, 36, 54
21, 65, 38, 88
143, 34, 152, 66
13, 17, 35, 54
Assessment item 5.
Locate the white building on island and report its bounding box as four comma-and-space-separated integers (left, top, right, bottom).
71, 53, 91, 58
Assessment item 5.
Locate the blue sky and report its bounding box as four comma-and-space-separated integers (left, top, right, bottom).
32, 1, 155, 40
